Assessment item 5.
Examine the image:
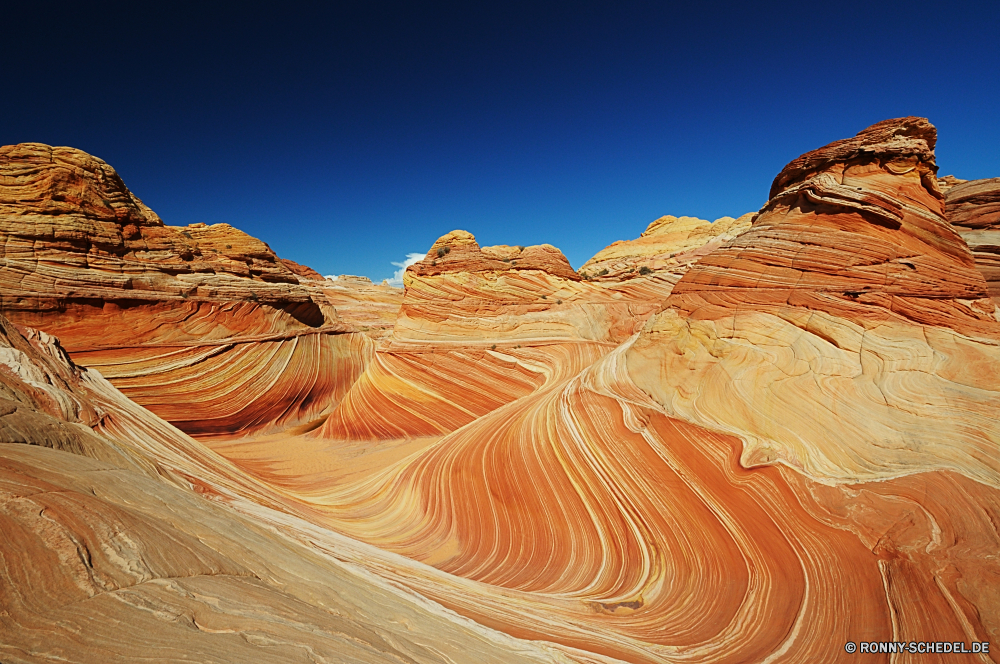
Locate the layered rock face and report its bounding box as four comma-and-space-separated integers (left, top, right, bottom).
211, 118, 1000, 663
318, 275, 403, 339
317, 229, 670, 440
631, 117, 1000, 485
945, 177, 1000, 302
0, 313, 565, 664
579, 212, 753, 282
621, 117, 1000, 656
0, 143, 369, 437
4, 120, 1000, 664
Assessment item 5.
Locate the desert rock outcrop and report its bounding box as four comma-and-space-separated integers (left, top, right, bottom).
945, 177, 1000, 302
221, 118, 1000, 662
318, 275, 404, 339
631, 116, 1000, 484
3, 118, 1000, 664
317, 230, 670, 440
579, 213, 753, 282
0, 143, 370, 438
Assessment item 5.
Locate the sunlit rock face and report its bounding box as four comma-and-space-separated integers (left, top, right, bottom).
0, 315, 565, 663
622, 116, 1000, 655
318, 275, 404, 339
317, 229, 672, 440
631, 116, 1000, 483
579, 212, 754, 283
3, 120, 1000, 664
236, 118, 999, 662
946, 177, 1000, 303
0, 143, 370, 438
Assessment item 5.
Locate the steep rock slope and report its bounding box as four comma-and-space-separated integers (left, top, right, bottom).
0, 143, 369, 437
945, 177, 1000, 302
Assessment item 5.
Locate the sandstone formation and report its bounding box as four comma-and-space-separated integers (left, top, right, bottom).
3, 119, 1000, 664
621, 117, 1000, 654
0, 143, 369, 438
206, 118, 1000, 662
579, 213, 753, 282
945, 177, 1000, 302
317, 275, 404, 339
316, 230, 671, 440
0, 316, 569, 663
631, 116, 1000, 482
279, 257, 326, 281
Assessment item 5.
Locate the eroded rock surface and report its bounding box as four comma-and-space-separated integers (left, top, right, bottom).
579, 213, 753, 283
317, 230, 669, 440
3, 121, 999, 664
946, 177, 1000, 303
318, 275, 404, 340
219, 118, 1000, 662
0, 143, 371, 438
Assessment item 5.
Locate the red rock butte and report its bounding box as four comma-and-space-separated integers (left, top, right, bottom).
1, 119, 999, 664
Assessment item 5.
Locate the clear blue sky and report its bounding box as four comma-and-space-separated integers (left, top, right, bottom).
4, 1, 999, 282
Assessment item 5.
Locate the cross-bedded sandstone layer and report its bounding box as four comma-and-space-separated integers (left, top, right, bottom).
2, 119, 999, 664
316, 229, 676, 441
579, 213, 753, 282
0, 143, 370, 438
318, 275, 404, 339
0, 313, 571, 664
624, 117, 1000, 655
945, 177, 1000, 303
211, 118, 1000, 663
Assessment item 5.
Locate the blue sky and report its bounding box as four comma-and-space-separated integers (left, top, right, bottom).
4, 1, 999, 282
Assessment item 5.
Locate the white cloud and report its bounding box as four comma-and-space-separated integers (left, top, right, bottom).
386, 252, 425, 288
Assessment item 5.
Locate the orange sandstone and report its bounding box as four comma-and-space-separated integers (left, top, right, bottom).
0, 143, 370, 438
2, 119, 1000, 664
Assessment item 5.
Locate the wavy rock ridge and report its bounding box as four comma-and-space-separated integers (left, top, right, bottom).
0, 311, 566, 664
0, 143, 370, 438
3, 119, 1000, 664
317, 228, 679, 441
218, 118, 1000, 662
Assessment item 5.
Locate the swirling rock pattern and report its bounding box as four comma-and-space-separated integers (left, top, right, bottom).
0, 443, 569, 664
3, 119, 1000, 664
0, 143, 371, 437
623, 117, 1000, 653
317, 230, 673, 441
212, 118, 1000, 662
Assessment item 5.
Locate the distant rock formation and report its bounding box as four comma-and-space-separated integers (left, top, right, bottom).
945, 177, 1000, 303
317, 274, 404, 340
317, 229, 665, 440
579, 212, 753, 282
